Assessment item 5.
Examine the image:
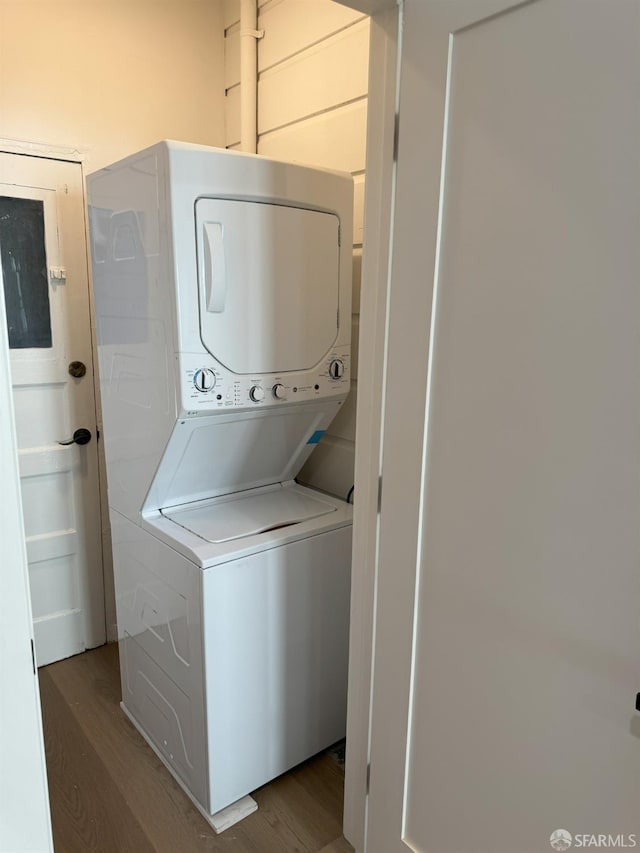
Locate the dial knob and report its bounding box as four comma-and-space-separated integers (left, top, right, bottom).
329, 359, 345, 380
194, 368, 216, 392
249, 385, 264, 402
273, 383, 288, 400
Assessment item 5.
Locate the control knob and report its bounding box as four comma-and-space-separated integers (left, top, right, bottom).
194, 368, 216, 392
249, 385, 265, 402
329, 359, 345, 380
273, 383, 288, 400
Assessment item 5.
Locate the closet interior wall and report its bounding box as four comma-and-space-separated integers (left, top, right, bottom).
224, 0, 369, 500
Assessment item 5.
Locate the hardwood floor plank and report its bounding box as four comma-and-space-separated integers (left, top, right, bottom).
39, 668, 156, 853
245, 755, 344, 852
44, 647, 254, 853
41, 644, 347, 853
318, 837, 355, 853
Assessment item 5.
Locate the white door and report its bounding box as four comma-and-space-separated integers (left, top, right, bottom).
0, 274, 53, 853
0, 152, 105, 667
366, 1, 640, 852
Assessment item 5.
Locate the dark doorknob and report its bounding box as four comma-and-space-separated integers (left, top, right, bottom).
68, 361, 87, 378
58, 428, 92, 446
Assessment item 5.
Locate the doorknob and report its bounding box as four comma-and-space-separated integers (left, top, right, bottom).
58, 428, 92, 446
68, 360, 87, 378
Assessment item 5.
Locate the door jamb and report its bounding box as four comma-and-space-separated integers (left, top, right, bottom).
336, 2, 400, 850
0, 137, 87, 163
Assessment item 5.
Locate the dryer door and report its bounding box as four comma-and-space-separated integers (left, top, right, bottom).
195, 199, 340, 374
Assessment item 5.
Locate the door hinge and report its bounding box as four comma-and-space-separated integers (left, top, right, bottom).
377, 476, 383, 513
30, 639, 36, 674
366, 762, 371, 795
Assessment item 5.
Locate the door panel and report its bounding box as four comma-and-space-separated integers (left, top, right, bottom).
367, 1, 640, 851
0, 152, 105, 666
0, 268, 53, 853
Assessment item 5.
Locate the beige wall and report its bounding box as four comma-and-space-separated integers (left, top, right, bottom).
224, 0, 369, 501
0, 0, 226, 641
0, 0, 226, 173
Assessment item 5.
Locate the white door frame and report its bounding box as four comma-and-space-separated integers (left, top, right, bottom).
0, 137, 88, 163
335, 1, 399, 850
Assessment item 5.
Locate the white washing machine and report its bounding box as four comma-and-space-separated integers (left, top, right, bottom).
88, 141, 354, 828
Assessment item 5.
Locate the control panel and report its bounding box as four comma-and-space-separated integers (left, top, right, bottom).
179, 347, 350, 416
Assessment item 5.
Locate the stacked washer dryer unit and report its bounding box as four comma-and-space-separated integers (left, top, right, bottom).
88, 141, 353, 828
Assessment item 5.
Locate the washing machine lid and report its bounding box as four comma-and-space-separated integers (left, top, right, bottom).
143, 400, 342, 512
162, 485, 336, 544
195, 198, 340, 374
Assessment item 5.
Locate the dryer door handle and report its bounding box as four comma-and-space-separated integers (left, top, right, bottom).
203, 222, 227, 313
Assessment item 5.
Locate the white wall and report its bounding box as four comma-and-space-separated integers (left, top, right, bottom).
224, 0, 369, 500
0, 0, 226, 641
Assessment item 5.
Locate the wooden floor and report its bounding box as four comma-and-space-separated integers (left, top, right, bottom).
39, 644, 353, 853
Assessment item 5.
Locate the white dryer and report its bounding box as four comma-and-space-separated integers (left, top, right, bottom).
88, 141, 353, 828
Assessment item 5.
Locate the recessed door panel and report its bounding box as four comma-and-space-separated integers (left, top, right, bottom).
195, 199, 340, 374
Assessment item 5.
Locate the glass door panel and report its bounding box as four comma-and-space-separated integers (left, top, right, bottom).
0, 195, 52, 349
